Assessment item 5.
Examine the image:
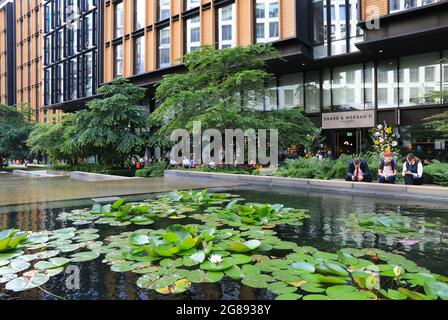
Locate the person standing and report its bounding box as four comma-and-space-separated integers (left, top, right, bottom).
346, 158, 372, 182
402, 153, 423, 185
378, 151, 397, 184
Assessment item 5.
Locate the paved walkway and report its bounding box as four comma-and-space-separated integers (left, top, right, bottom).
0, 174, 242, 206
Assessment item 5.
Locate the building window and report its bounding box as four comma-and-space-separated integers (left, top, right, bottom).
255, 0, 279, 44
158, 27, 170, 68
443, 50, 448, 103
69, 57, 78, 100
159, 0, 171, 21
218, 3, 236, 49
185, 15, 200, 53
44, 36, 51, 65
313, 0, 362, 58
83, 12, 95, 49
305, 71, 321, 113
114, 44, 123, 77
389, 0, 436, 14
134, 36, 145, 75
134, 0, 145, 30
264, 79, 278, 110
114, 1, 124, 38
185, 0, 200, 11
399, 52, 441, 107
278, 73, 304, 110
84, 52, 94, 96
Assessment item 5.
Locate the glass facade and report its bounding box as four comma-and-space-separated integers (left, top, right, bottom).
43, 0, 98, 106
389, 0, 437, 14
313, 0, 363, 58
244, 51, 446, 113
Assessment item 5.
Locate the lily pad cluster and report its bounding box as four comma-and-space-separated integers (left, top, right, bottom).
194, 201, 309, 229
56, 189, 241, 227
0, 227, 102, 292
157, 190, 241, 205
98, 221, 448, 300
342, 213, 437, 239
2, 190, 448, 300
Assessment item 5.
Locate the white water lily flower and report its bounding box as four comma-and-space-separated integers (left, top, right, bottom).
393, 266, 402, 277
208, 254, 223, 264
392, 141, 398, 147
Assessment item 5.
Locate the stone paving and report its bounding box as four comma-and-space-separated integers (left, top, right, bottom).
0, 173, 243, 206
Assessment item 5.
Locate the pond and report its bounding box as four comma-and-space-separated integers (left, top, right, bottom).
0, 185, 447, 300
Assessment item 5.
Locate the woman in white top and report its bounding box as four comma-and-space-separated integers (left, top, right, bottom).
378, 151, 397, 184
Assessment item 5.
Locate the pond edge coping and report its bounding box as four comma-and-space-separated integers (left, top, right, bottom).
164, 170, 448, 202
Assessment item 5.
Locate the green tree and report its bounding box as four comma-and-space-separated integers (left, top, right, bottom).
68, 77, 150, 166
151, 45, 316, 150
0, 104, 31, 160
424, 58, 448, 139
27, 114, 82, 165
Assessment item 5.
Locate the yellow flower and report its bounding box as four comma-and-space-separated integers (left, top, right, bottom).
385, 127, 392, 134
374, 140, 380, 145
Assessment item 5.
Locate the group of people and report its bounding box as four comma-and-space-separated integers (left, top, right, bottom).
345, 152, 424, 185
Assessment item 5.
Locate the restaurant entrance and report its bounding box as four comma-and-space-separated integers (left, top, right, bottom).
323, 129, 370, 157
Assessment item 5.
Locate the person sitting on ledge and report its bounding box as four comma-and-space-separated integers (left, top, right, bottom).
345, 158, 372, 182
402, 153, 423, 185
378, 151, 397, 184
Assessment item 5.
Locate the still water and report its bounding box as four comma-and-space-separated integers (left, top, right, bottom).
0, 185, 447, 300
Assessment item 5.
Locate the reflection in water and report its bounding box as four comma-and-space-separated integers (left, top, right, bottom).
0, 186, 447, 300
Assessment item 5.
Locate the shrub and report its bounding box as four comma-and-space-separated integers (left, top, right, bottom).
275, 158, 335, 180
50, 163, 136, 177
423, 161, 448, 186
136, 162, 168, 177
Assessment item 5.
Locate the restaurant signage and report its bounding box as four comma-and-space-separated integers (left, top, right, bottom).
322, 110, 375, 129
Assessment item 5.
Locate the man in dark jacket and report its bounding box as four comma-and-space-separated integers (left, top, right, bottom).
345, 158, 372, 182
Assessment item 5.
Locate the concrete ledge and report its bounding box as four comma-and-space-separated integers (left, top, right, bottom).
164, 170, 448, 202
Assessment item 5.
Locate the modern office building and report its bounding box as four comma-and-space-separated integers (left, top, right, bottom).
0, 0, 15, 106
42, 0, 102, 112
1, 0, 447, 158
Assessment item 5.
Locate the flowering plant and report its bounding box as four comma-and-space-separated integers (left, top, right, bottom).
371, 121, 398, 154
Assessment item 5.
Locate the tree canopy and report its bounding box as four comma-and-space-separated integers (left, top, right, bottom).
0, 104, 31, 160
150, 45, 317, 150
28, 78, 151, 166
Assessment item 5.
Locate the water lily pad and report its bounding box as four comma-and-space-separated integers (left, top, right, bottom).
228, 240, 261, 253
70, 251, 100, 262
275, 293, 302, 300
224, 265, 244, 280
5, 274, 50, 292
203, 271, 224, 283
111, 262, 136, 273
200, 258, 234, 271
291, 262, 315, 273
229, 254, 252, 265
